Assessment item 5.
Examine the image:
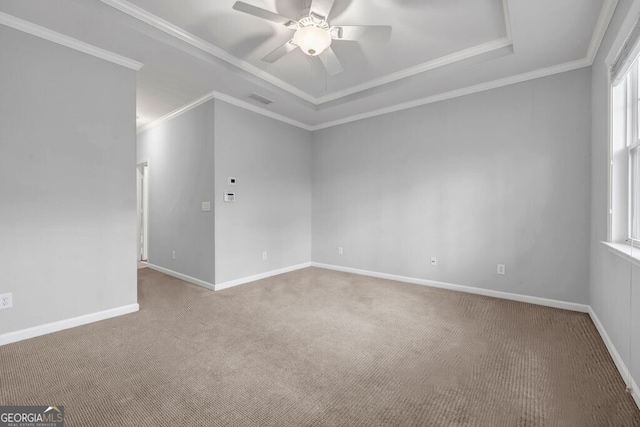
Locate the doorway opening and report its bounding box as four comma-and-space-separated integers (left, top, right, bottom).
137, 161, 149, 268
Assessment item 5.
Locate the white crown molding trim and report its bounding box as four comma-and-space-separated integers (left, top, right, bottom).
586, 0, 619, 64
137, 90, 313, 134
215, 262, 312, 291
129, 0, 611, 132
145, 57, 590, 134
589, 307, 640, 410
100, 0, 514, 106
146, 263, 216, 291
313, 0, 514, 104
310, 58, 591, 131
0, 11, 143, 71
502, 0, 513, 44
137, 92, 215, 135
605, 0, 640, 67
100, 0, 315, 104
211, 91, 313, 131
315, 37, 513, 104
0, 303, 139, 346
311, 262, 590, 313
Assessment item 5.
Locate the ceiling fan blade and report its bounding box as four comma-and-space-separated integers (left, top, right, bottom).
318, 47, 343, 76
331, 25, 392, 43
262, 40, 298, 63
232, 1, 298, 28
309, 0, 336, 21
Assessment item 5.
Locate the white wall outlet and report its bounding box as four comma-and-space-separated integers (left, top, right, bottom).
201, 201, 211, 212
0, 293, 13, 309
338, 247, 343, 255
172, 250, 176, 260
262, 251, 268, 260
497, 264, 506, 275
430, 257, 437, 266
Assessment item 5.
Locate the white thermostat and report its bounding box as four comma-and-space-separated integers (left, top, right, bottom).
224, 192, 236, 202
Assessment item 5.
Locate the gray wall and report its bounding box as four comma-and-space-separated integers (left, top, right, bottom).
313, 69, 592, 304
137, 100, 215, 284
590, 0, 640, 392
0, 26, 137, 334
214, 100, 312, 284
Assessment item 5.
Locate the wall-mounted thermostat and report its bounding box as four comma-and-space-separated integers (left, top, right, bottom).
224, 192, 236, 203
228, 177, 236, 185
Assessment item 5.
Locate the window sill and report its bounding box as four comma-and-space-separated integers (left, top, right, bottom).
601, 241, 640, 267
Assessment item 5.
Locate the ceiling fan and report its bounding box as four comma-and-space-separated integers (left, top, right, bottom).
232, 0, 392, 75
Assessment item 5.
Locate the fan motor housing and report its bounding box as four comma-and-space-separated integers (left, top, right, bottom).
298, 16, 329, 30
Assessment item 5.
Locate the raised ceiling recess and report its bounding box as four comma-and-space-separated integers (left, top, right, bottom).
0, 0, 618, 129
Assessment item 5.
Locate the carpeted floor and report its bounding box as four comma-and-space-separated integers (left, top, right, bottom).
1, 267, 639, 426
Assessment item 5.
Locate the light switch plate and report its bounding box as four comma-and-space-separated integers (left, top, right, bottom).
201, 201, 211, 211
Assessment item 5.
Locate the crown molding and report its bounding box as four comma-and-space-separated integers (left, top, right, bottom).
100, 0, 513, 106
100, 0, 316, 104
139, 57, 590, 135
310, 58, 591, 131
315, 37, 513, 104
502, 0, 513, 43
314, 0, 514, 104
137, 91, 313, 135
133, 0, 615, 133
137, 92, 216, 135
586, 0, 619, 64
0, 11, 143, 70
211, 91, 313, 131
604, 0, 640, 67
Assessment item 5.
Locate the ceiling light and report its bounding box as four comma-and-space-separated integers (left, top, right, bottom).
293, 26, 331, 57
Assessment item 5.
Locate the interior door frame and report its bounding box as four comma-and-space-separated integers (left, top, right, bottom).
137, 160, 149, 262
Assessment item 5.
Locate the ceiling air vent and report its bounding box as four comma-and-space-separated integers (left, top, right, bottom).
248, 93, 273, 105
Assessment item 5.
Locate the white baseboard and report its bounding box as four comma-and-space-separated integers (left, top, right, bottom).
146, 264, 215, 291
310, 262, 590, 313
589, 307, 640, 409
0, 303, 139, 346
215, 262, 312, 291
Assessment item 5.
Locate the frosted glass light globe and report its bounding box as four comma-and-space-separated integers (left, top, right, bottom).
293, 26, 331, 56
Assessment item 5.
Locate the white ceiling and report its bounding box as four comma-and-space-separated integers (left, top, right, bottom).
0, 0, 616, 130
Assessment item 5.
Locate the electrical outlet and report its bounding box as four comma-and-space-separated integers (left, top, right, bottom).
430, 257, 437, 266
172, 251, 176, 260
0, 293, 13, 310
262, 251, 268, 260
338, 247, 344, 255
497, 264, 506, 275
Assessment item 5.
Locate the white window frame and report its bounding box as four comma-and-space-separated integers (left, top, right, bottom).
627, 62, 640, 246
604, 0, 640, 263
610, 60, 640, 247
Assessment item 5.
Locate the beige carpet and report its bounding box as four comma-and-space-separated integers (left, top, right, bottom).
1, 267, 639, 426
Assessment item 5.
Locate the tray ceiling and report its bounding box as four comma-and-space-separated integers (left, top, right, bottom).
0, 0, 617, 129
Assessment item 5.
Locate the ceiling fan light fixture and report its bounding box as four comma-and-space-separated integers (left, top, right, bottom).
293, 25, 331, 56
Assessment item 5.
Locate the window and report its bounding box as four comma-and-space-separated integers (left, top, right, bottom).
627, 61, 640, 242
611, 55, 640, 245
609, 17, 640, 250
